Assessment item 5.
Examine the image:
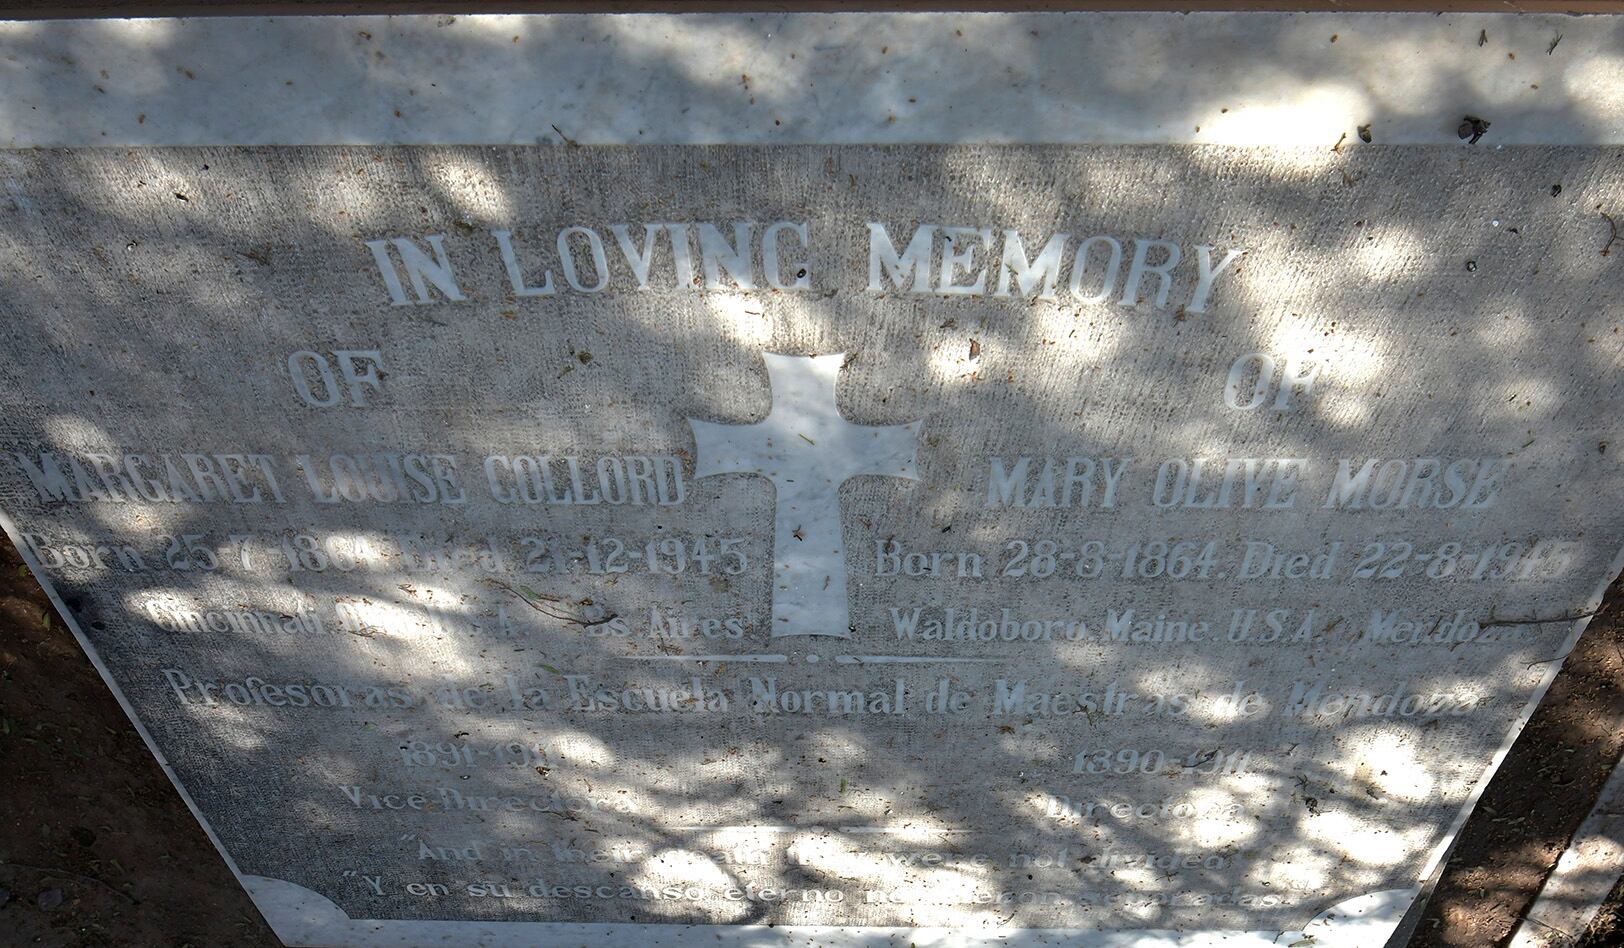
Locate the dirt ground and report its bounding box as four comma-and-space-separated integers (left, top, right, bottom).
0, 540, 278, 946
1, 529, 1623, 947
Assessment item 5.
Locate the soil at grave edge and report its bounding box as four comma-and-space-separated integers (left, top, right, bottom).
0, 540, 278, 946
2, 529, 1624, 948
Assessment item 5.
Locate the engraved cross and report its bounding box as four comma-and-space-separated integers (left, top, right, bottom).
688, 353, 921, 638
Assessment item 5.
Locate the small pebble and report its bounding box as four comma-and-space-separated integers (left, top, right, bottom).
1466, 260, 1478, 272
37, 888, 63, 911
0, 885, 10, 909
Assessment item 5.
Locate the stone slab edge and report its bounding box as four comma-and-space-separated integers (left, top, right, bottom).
1505, 754, 1624, 948
0, 12, 1620, 147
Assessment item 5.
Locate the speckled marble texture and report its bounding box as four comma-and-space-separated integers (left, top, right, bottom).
3, 12, 1623, 948
0, 12, 1621, 147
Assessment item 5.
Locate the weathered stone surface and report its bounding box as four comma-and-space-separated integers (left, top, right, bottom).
0, 13, 1621, 948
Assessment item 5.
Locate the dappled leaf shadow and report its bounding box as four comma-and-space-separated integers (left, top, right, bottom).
0, 15, 1621, 943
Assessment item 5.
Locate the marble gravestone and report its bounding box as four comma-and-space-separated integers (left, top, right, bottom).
2, 11, 1623, 948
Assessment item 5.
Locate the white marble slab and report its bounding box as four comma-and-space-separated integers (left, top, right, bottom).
2, 11, 1623, 948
